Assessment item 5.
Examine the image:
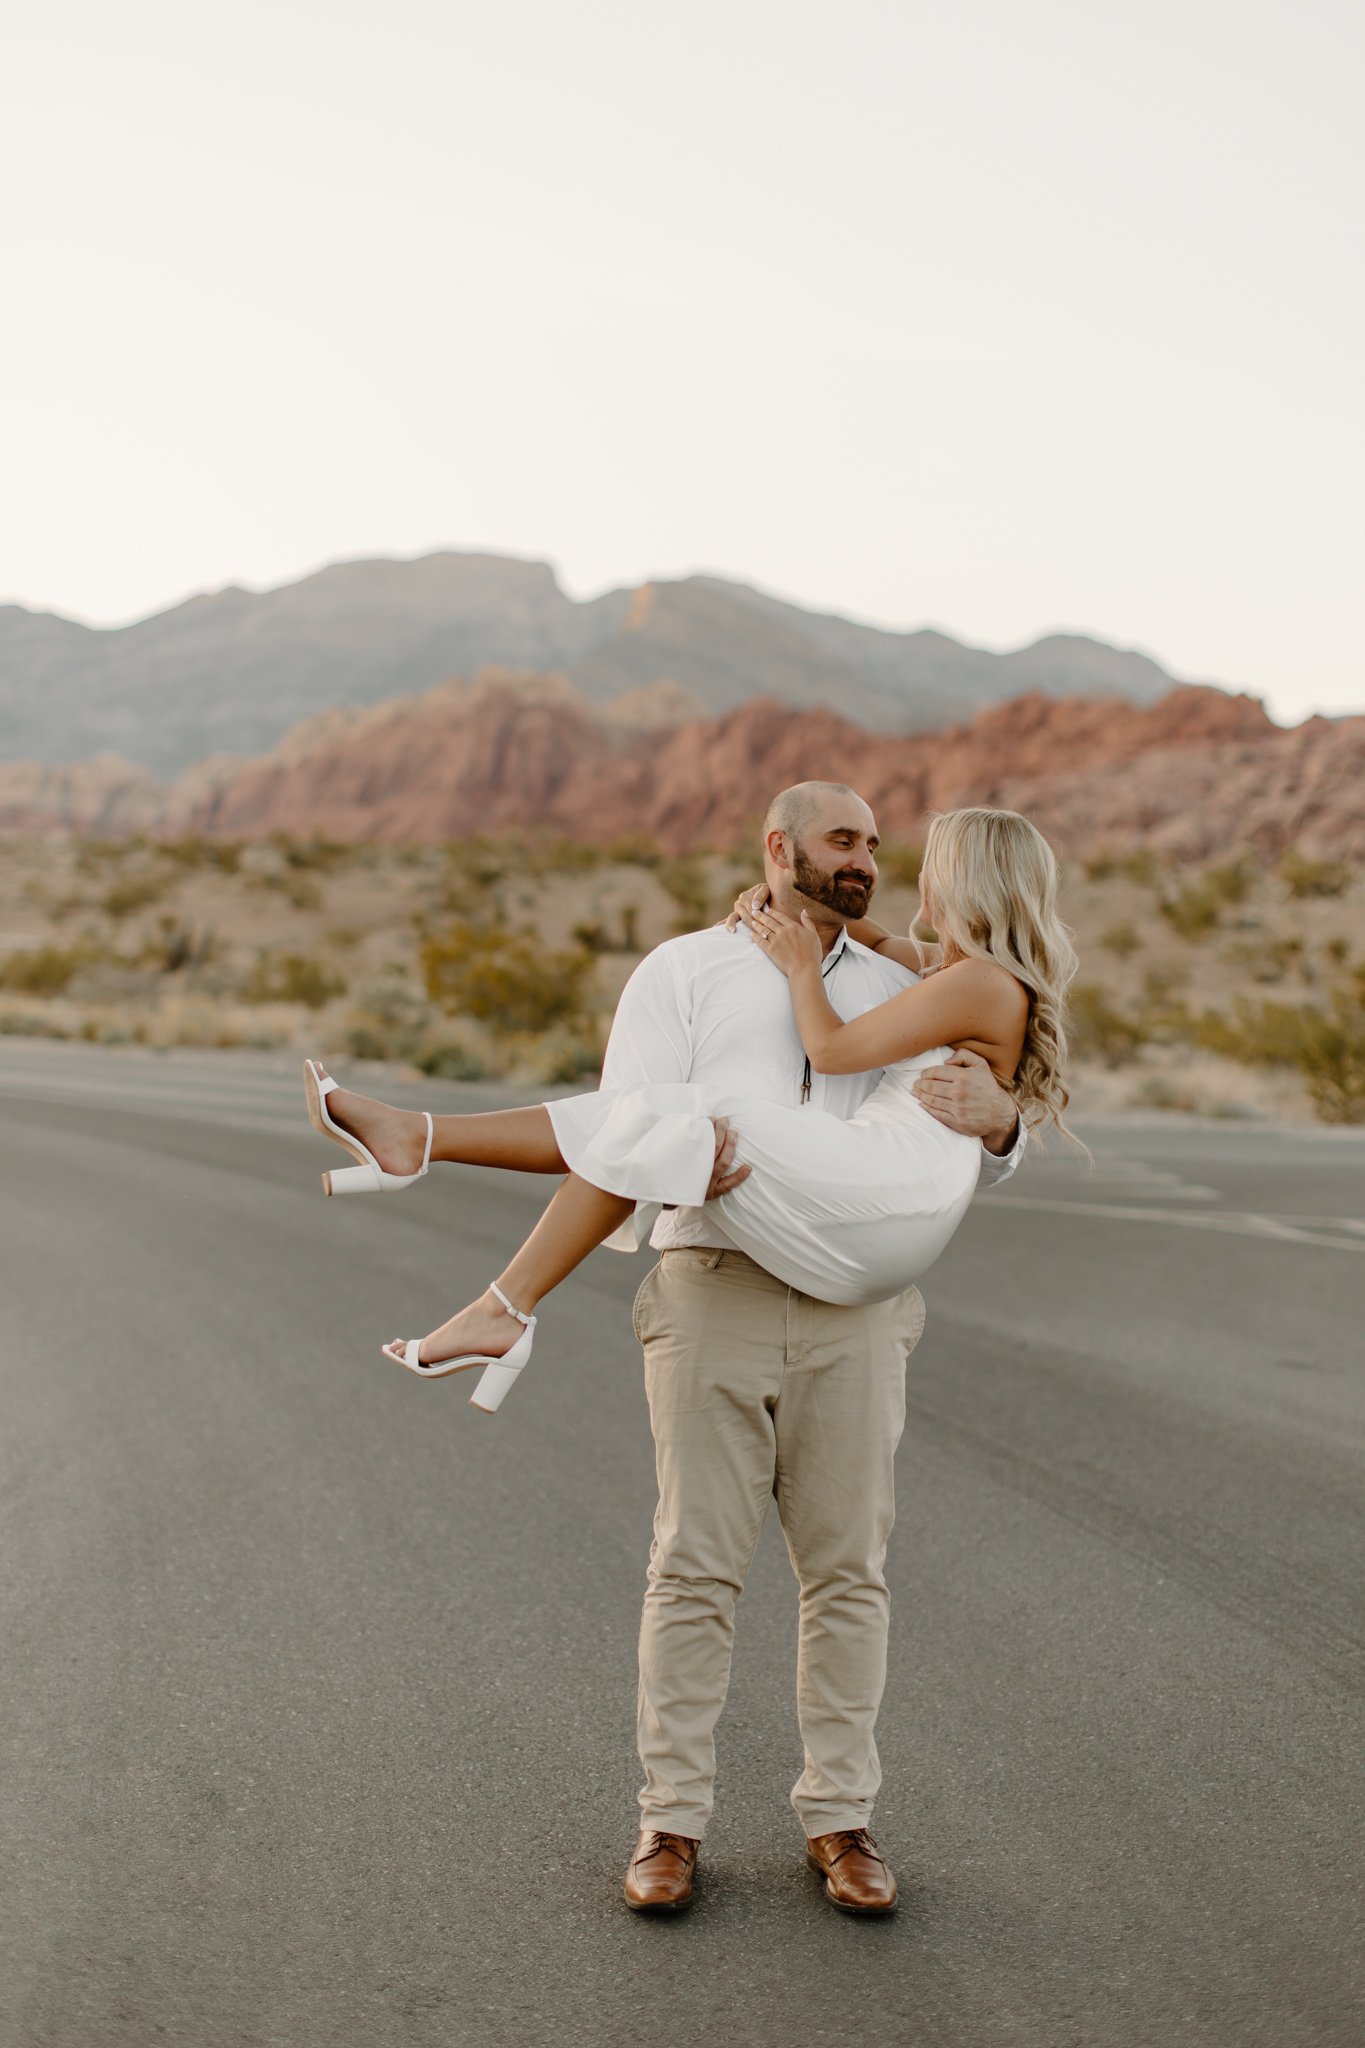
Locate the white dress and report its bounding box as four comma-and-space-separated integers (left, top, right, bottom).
546, 1045, 980, 1308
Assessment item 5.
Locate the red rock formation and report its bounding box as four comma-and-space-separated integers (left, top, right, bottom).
1, 671, 1361, 860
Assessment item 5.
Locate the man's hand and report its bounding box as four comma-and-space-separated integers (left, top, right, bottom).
912, 1047, 1020, 1153
705, 1116, 752, 1199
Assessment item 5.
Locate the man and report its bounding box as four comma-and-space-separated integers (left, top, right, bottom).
605, 781, 1023, 1916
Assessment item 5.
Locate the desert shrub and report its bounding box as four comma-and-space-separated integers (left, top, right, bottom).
155, 835, 242, 873
411, 1037, 491, 1082
1068, 984, 1148, 1066
1157, 859, 1251, 939
1222, 937, 1306, 985
1158, 879, 1224, 940
1324, 936, 1351, 967
1083, 848, 1162, 885
1100, 921, 1143, 958
248, 869, 323, 910
241, 952, 347, 1009
1194, 995, 1365, 1124
0, 943, 88, 994
102, 873, 169, 919
1203, 858, 1255, 907
0, 1004, 75, 1038
75, 836, 145, 875
875, 843, 925, 890
604, 834, 664, 869
520, 838, 606, 879
571, 921, 613, 954
1279, 851, 1354, 899
421, 921, 595, 1032
656, 856, 713, 934
534, 1025, 604, 1085
139, 916, 218, 973
268, 831, 351, 873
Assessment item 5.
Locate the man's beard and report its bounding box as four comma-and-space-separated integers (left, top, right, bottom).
791, 841, 875, 919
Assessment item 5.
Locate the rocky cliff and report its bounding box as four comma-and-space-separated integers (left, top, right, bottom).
1, 669, 1360, 860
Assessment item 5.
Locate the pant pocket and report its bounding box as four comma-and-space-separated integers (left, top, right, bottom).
632, 1261, 662, 1345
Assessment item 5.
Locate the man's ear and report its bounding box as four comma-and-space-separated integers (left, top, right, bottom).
764, 828, 791, 872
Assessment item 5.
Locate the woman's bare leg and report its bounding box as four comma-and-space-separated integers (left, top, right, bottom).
314, 1062, 567, 1174
391, 1175, 637, 1366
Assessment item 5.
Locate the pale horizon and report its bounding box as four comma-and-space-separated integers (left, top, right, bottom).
5, 0, 1361, 727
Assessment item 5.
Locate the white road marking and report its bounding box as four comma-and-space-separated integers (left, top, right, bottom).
977, 1194, 1365, 1252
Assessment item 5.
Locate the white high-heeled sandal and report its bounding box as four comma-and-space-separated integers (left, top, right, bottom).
303, 1058, 433, 1195
380, 1282, 537, 1415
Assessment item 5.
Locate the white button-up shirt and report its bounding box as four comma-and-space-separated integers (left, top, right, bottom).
599, 921, 1026, 1252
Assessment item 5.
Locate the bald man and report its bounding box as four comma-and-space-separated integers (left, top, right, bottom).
614, 782, 1023, 1916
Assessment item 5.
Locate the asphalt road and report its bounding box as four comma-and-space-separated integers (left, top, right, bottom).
2, 1039, 1363, 2048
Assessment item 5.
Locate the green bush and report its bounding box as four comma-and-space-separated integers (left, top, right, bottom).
155, 835, 242, 873
1068, 984, 1148, 1066
1083, 848, 1162, 885
267, 831, 351, 873
875, 843, 925, 889
603, 834, 664, 869
1204, 858, 1255, 907
241, 952, 347, 1009
411, 1038, 490, 1081
102, 874, 168, 919
139, 916, 218, 973
421, 921, 594, 1032
1222, 937, 1306, 985
1100, 920, 1143, 958
1194, 995, 1365, 1124
656, 856, 713, 934
1279, 851, 1354, 899
0, 944, 88, 994
1158, 880, 1224, 940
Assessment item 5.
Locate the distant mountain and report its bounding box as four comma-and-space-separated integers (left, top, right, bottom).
0, 552, 1192, 776
3, 671, 1359, 863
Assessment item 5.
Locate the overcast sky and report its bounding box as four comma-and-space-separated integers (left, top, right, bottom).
3, 0, 1361, 723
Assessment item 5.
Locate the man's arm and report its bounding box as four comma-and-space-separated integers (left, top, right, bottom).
599, 944, 693, 1092
599, 943, 749, 1199
911, 1047, 1026, 1185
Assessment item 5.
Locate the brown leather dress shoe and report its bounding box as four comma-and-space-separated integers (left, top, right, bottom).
805, 1827, 898, 1915
623, 1828, 700, 1912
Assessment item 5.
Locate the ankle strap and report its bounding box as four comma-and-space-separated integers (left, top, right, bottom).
489, 1281, 535, 1327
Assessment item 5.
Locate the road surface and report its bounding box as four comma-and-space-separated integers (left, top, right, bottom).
2, 1040, 1362, 2046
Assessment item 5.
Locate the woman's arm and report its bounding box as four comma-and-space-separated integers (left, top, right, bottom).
726, 886, 943, 977
842, 914, 943, 976
751, 907, 1022, 1076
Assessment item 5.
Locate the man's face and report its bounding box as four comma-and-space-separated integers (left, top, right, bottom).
787, 800, 880, 920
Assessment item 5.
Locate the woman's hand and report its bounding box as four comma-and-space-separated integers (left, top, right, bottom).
725, 882, 770, 933
750, 904, 822, 976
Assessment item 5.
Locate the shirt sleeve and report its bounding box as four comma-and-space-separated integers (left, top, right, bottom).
976, 1118, 1027, 1188
600, 944, 693, 1091
596, 944, 694, 1251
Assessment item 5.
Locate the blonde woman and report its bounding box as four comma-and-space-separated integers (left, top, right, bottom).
304, 806, 1077, 1413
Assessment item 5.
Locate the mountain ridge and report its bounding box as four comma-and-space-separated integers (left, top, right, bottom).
1, 550, 1195, 775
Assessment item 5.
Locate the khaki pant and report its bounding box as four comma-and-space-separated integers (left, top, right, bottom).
631, 1246, 926, 1842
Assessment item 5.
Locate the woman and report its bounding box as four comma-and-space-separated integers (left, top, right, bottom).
303, 808, 1078, 1413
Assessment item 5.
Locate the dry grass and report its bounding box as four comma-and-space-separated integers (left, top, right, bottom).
0, 831, 1361, 1119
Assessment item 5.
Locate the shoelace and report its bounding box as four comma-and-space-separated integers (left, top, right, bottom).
637, 1831, 696, 1865
823, 1828, 884, 1866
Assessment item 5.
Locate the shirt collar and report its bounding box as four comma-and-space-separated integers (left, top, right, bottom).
822, 923, 851, 976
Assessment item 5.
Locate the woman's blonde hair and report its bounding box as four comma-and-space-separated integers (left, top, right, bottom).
920, 807, 1080, 1141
